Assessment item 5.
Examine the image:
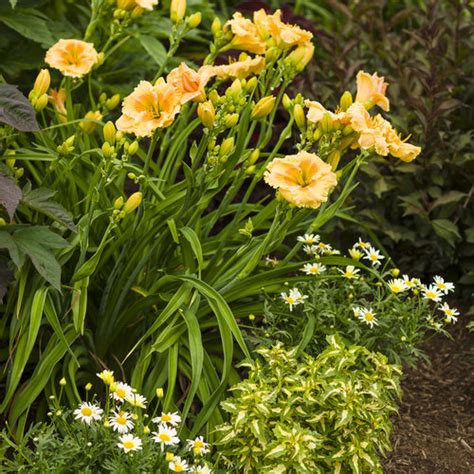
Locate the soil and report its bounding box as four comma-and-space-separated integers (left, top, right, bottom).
383, 319, 474, 473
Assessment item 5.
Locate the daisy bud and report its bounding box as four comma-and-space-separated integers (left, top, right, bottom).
249, 314, 255, 321
102, 142, 114, 159
99, 92, 107, 104
156, 387, 164, 398
197, 101, 215, 129
33, 69, 51, 97
59, 377, 67, 386
165, 452, 174, 461
211, 17, 221, 36
339, 91, 353, 111
128, 141, 139, 156
0, 218, 6, 225
143, 426, 150, 434
15, 168, 24, 179
103, 121, 116, 145
33, 94, 49, 112
391, 268, 400, 277
251, 96, 276, 121
123, 192, 142, 214
170, 0, 186, 23
104, 420, 110, 428
224, 113, 239, 128
56, 410, 62, 416
132, 414, 139, 420
187, 12, 202, 29
105, 94, 121, 111
293, 104, 305, 131
85, 383, 92, 391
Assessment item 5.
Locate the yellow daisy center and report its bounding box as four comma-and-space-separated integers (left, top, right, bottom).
364, 312, 374, 321
123, 441, 135, 449
117, 415, 127, 425
161, 414, 171, 422
286, 297, 295, 304
116, 388, 126, 398
194, 440, 204, 449
175, 465, 184, 473
160, 433, 171, 442
81, 407, 92, 417
310, 267, 319, 273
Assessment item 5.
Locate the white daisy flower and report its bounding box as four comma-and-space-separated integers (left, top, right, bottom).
109, 410, 134, 433
125, 392, 147, 408
73, 402, 103, 424
301, 263, 327, 275
363, 246, 385, 267
303, 244, 319, 256
354, 237, 371, 249
264, 256, 279, 267
152, 411, 181, 427
348, 248, 363, 260
388, 278, 408, 294
117, 434, 142, 453
152, 425, 180, 450
280, 288, 308, 311
187, 436, 209, 456
191, 466, 212, 474
353, 306, 378, 328
297, 233, 320, 245
439, 302, 460, 323
402, 275, 421, 289
111, 382, 133, 402
422, 285, 443, 302
339, 265, 360, 279
433, 276, 455, 294
169, 456, 189, 472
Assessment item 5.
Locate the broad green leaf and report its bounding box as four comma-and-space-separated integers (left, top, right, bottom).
139, 35, 167, 67
0, 231, 23, 269
431, 218, 461, 247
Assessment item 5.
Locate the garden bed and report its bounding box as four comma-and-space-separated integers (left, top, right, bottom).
385, 320, 473, 473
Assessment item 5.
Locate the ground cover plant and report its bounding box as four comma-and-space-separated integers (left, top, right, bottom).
0, 0, 467, 472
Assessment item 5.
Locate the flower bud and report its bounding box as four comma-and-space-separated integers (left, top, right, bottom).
59, 377, 67, 386
114, 196, 124, 210
282, 94, 292, 111
102, 142, 114, 158
156, 387, 164, 398
103, 121, 116, 145
265, 46, 280, 63
80, 111, 102, 134
339, 91, 353, 111
123, 192, 142, 214
313, 127, 322, 141
15, 168, 24, 178
105, 94, 121, 111
33, 69, 51, 97
0, 218, 6, 225
117, 0, 135, 9
170, 0, 186, 23
95, 52, 105, 67
85, 383, 93, 391
208, 90, 219, 106
287, 42, 314, 71
293, 104, 305, 131
131, 6, 144, 18
219, 137, 235, 157
248, 149, 260, 165
249, 314, 255, 321
187, 12, 201, 29
321, 112, 333, 133
65, 135, 76, 147
128, 140, 139, 156
143, 426, 150, 434
227, 79, 242, 100
327, 149, 341, 171
99, 92, 107, 104
6, 158, 16, 169
165, 452, 174, 461
245, 165, 256, 175
224, 113, 239, 128
251, 96, 276, 120
211, 17, 221, 36
33, 94, 49, 112
391, 268, 400, 277
197, 101, 215, 128
246, 76, 258, 92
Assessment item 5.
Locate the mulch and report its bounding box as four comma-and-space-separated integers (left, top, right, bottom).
383, 319, 474, 473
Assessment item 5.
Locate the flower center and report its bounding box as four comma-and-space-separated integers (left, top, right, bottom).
160, 433, 171, 442
175, 466, 184, 473
81, 407, 92, 417
123, 441, 134, 449
161, 415, 171, 422
194, 440, 204, 449
116, 388, 126, 398
364, 313, 374, 321
117, 416, 127, 425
